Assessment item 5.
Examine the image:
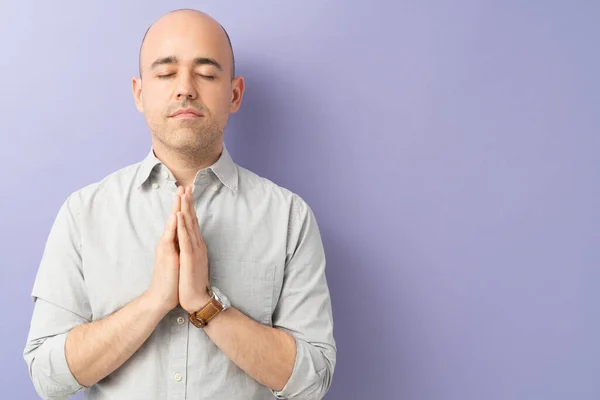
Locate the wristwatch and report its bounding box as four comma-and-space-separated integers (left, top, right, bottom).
188, 286, 231, 328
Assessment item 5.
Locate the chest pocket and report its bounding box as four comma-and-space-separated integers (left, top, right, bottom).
209, 260, 275, 325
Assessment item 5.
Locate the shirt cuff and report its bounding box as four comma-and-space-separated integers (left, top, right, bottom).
37, 332, 85, 398
272, 337, 328, 400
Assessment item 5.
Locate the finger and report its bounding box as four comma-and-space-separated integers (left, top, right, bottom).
169, 191, 182, 244
187, 185, 199, 230
183, 187, 201, 248
180, 190, 192, 238
171, 189, 182, 215
177, 212, 193, 254
163, 214, 177, 241
187, 186, 203, 247
186, 186, 199, 237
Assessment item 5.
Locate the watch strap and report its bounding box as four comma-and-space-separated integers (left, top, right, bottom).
189, 287, 224, 328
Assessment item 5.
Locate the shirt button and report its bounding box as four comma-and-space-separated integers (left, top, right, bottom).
177, 316, 185, 325
212, 185, 218, 191
152, 183, 159, 189
174, 373, 183, 382
163, 172, 169, 179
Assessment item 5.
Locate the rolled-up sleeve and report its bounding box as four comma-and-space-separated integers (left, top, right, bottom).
272, 196, 336, 400
23, 193, 92, 400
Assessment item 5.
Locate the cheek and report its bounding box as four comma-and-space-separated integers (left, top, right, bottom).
142, 91, 167, 119
207, 91, 233, 117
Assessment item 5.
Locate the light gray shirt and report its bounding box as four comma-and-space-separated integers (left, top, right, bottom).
23, 144, 336, 400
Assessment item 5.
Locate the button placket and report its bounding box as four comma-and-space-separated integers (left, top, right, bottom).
166, 309, 189, 398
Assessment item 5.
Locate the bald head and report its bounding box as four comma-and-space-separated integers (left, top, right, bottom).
138, 9, 235, 79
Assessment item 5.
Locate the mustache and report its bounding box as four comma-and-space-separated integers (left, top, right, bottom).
168, 99, 207, 115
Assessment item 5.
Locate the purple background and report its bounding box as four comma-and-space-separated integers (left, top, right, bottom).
1, 1, 599, 399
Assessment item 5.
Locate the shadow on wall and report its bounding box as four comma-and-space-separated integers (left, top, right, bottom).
225, 55, 412, 399
224, 55, 291, 183
321, 226, 419, 399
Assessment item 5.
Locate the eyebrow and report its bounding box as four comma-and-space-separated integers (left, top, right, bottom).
150, 56, 224, 72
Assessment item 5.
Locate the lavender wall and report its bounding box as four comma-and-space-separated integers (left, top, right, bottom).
1, 1, 599, 399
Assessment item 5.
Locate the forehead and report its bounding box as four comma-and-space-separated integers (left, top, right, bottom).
141, 13, 230, 70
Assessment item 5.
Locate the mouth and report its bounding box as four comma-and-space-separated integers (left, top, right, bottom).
169, 108, 204, 119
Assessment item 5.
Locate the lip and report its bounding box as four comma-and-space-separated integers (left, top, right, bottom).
170, 108, 203, 118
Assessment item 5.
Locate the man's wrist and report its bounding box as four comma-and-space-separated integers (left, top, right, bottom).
187, 286, 232, 328
140, 291, 173, 319
185, 289, 213, 314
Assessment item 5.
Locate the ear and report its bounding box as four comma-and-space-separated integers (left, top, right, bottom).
132, 77, 144, 113
229, 76, 245, 114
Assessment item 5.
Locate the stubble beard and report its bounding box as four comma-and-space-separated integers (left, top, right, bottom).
152, 116, 223, 159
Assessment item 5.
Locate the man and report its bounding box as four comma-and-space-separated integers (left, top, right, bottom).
23, 9, 335, 400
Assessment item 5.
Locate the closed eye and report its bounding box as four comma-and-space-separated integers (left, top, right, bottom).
156, 73, 215, 80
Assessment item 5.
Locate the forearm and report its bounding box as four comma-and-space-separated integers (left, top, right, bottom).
65, 292, 168, 387
204, 307, 296, 391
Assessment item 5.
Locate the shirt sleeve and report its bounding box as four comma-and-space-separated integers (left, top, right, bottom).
23, 193, 92, 400
271, 196, 336, 400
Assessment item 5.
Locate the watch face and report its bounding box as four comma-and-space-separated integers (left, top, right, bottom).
211, 286, 231, 309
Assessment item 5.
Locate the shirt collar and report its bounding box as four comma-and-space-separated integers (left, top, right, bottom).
135, 143, 238, 193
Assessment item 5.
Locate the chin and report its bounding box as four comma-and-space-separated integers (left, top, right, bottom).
172, 136, 212, 152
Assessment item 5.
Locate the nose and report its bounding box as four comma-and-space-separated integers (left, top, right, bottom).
174, 73, 197, 100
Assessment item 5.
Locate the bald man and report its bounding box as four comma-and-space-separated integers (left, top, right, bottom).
24, 9, 335, 400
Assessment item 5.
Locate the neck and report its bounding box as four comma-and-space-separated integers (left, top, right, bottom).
151, 139, 222, 187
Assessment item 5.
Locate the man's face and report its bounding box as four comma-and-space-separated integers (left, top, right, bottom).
133, 12, 243, 154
